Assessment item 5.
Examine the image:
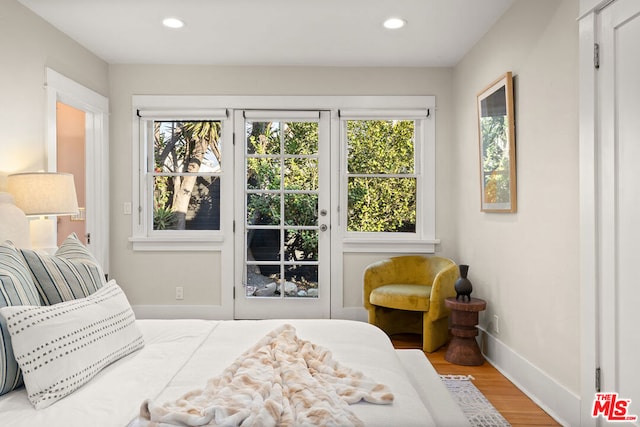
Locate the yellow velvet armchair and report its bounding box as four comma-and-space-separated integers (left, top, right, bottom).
363, 255, 459, 352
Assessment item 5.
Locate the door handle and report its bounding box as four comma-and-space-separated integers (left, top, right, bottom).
320, 224, 328, 232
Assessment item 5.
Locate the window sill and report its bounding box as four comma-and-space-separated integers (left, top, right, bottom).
341, 238, 440, 253
129, 235, 224, 252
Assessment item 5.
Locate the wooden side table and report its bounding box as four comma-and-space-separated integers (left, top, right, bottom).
444, 297, 487, 366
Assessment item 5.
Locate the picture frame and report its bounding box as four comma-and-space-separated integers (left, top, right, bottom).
477, 71, 516, 212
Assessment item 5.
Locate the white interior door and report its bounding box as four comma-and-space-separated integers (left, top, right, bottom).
597, 0, 640, 422
234, 110, 331, 319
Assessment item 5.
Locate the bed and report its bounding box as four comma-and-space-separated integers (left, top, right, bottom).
0, 192, 469, 426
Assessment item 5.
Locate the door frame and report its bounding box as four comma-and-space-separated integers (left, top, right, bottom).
45, 68, 110, 272
579, 6, 598, 425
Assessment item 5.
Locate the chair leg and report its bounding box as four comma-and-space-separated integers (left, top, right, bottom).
422, 313, 450, 353
368, 307, 377, 326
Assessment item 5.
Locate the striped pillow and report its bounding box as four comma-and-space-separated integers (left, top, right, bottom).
21, 233, 106, 305
0, 281, 144, 408
0, 240, 42, 396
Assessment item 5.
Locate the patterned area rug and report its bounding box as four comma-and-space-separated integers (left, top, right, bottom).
441, 375, 511, 427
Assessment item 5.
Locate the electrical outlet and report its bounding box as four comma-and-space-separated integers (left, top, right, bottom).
175, 286, 184, 300
493, 315, 500, 334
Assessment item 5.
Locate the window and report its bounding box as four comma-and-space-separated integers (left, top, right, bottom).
340, 109, 435, 250
151, 120, 222, 231
131, 107, 230, 250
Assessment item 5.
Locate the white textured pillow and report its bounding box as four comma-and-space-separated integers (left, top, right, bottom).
0, 280, 144, 409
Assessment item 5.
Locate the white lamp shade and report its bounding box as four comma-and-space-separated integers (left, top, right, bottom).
8, 172, 79, 216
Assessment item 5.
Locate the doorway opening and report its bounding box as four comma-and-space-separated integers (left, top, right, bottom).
56, 102, 86, 246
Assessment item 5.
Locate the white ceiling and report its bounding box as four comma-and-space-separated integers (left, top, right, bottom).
18, 0, 514, 67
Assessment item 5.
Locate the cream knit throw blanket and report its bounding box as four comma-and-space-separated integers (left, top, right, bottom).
139, 324, 394, 427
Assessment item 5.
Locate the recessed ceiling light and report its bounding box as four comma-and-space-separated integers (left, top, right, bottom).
162, 17, 184, 29
383, 17, 406, 30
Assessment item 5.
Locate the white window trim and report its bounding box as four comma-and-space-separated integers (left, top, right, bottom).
130, 95, 436, 252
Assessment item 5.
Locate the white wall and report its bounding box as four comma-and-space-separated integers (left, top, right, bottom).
108, 65, 455, 311
452, 0, 580, 423
0, 0, 108, 187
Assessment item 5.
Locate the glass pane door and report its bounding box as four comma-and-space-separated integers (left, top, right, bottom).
234, 111, 330, 319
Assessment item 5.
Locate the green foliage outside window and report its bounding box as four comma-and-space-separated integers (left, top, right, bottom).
346, 120, 417, 233
246, 121, 319, 263
153, 118, 418, 237
246, 119, 418, 239
152, 120, 222, 230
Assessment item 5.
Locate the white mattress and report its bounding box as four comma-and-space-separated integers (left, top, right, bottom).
0, 319, 469, 426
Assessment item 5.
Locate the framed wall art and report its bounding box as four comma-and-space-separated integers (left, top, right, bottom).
477, 71, 516, 212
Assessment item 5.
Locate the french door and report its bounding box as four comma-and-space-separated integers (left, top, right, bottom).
234, 110, 331, 319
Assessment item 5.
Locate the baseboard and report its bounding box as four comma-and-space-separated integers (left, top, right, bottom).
331, 306, 368, 321
478, 327, 580, 426
133, 304, 368, 321
133, 304, 233, 320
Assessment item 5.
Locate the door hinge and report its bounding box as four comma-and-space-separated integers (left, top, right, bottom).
86, 233, 91, 244
233, 287, 236, 300
233, 220, 236, 232
595, 367, 601, 392
594, 43, 600, 69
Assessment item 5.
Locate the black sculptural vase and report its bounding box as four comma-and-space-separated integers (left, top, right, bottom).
454, 264, 473, 302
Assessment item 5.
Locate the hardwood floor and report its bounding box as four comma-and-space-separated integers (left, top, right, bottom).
391, 334, 560, 427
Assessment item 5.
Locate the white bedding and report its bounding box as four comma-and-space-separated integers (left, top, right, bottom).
0, 319, 469, 427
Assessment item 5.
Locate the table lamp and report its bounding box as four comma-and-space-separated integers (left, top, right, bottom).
8, 172, 79, 253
